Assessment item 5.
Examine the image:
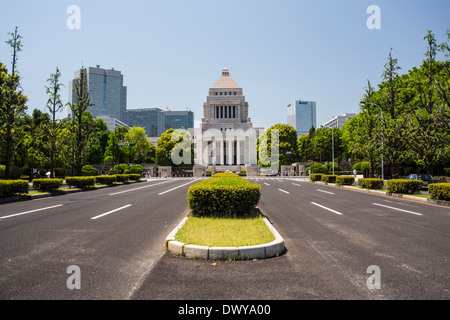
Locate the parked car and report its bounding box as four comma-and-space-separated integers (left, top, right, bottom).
406, 174, 441, 190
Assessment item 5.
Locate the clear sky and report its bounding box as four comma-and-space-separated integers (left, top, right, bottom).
1, 0, 449, 130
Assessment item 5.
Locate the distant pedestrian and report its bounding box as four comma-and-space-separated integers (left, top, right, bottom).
353, 169, 357, 177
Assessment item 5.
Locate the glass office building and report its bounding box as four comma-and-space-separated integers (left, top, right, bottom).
287, 100, 317, 136
68, 66, 127, 121
163, 111, 194, 132
124, 108, 165, 137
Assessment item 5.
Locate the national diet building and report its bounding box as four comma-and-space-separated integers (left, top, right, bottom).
190, 68, 264, 174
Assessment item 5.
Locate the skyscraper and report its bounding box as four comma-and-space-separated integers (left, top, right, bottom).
68, 66, 127, 121
287, 100, 317, 136
163, 110, 194, 132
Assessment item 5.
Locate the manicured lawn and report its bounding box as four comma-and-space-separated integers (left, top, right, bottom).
175, 215, 275, 247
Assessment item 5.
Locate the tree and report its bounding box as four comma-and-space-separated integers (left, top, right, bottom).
345, 80, 382, 178
379, 48, 406, 178
156, 129, 193, 167
85, 118, 110, 165
67, 67, 95, 176
126, 126, 155, 164
401, 31, 448, 174
257, 124, 298, 168
0, 27, 28, 179
40, 67, 65, 178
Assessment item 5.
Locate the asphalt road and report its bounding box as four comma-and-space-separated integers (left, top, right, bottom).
0, 178, 200, 299
1, 177, 449, 300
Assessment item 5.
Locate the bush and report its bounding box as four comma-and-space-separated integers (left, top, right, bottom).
358, 178, 384, 190
115, 174, 130, 183
322, 175, 338, 183
310, 173, 324, 182
32, 178, 63, 192
338, 171, 352, 175
95, 175, 117, 185
427, 183, 450, 201
0, 180, 29, 197
327, 162, 341, 172
109, 164, 128, 175
129, 164, 143, 175
187, 173, 261, 217
306, 163, 328, 175
65, 176, 96, 188
352, 162, 361, 171
336, 176, 355, 185
360, 162, 370, 170
387, 179, 422, 194
129, 174, 141, 181
81, 165, 98, 176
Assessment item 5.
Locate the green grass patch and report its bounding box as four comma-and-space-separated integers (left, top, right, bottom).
175, 215, 275, 247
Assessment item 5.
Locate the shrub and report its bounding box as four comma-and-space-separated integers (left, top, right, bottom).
338, 171, 353, 175
310, 173, 324, 182
428, 183, 450, 201
387, 179, 422, 194
187, 173, 261, 217
327, 162, 341, 172
306, 163, 328, 175
129, 164, 143, 175
115, 174, 130, 183
336, 176, 355, 185
352, 162, 362, 171
322, 175, 338, 183
360, 162, 370, 170
358, 178, 384, 190
0, 180, 29, 197
129, 174, 141, 181
95, 175, 117, 185
109, 164, 128, 175
65, 176, 96, 188
81, 165, 98, 176
32, 178, 63, 192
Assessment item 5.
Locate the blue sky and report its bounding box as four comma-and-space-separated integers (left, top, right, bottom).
1, 0, 449, 130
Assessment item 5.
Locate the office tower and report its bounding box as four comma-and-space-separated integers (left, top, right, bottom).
287, 100, 317, 136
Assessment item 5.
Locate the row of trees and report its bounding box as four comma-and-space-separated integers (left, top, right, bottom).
258, 30, 450, 177
1, 28, 449, 179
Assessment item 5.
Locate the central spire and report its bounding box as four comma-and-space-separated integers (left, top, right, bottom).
222, 68, 229, 76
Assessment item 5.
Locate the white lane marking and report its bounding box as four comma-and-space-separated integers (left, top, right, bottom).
317, 189, 335, 195
91, 204, 132, 220
278, 189, 290, 194
264, 183, 271, 186
311, 202, 343, 215
158, 179, 199, 195
373, 203, 423, 216
0, 204, 64, 220
109, 181, 171, 196
292, 183, 302, 186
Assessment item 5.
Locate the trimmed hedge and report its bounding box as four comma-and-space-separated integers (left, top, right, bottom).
187, 173, 261, 217
322, 175, 338, 183
310, 173, 324, 182
428, 183, 450, 201
115, 174, 130, 183
0, 180, 29, 197
128, 174, 141, 181
65, 176, 96, 188
81, 165, 98, 176
336, 176, 355, 185
387, 179, 422, 194
95, 175, 117, 185
358, 178, 384, 190
32, 178, 63, 192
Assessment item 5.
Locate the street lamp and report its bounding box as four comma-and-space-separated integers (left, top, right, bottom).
362, 102, 384, 181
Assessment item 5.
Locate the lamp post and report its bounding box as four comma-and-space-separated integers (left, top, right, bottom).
362, 102, 384, 181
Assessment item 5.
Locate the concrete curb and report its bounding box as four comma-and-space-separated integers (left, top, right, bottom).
310, 181, 450, 207
165, 215, 285, 261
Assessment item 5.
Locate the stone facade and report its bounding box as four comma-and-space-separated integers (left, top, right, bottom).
190, 68, 264, 167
